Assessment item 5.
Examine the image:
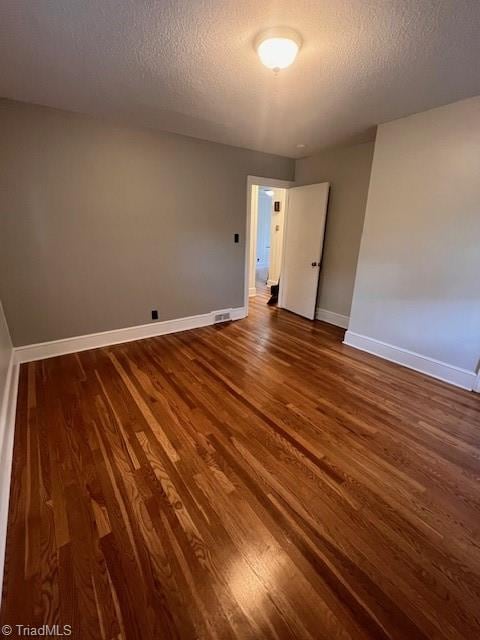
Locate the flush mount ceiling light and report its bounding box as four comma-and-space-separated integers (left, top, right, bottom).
255, 28, 302, 72
264, 189, 274, 196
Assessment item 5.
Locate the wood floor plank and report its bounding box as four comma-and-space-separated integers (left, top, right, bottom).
2, 295, 480, 639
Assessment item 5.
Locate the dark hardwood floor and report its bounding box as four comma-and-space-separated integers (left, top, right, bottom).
2, 295, 480, 639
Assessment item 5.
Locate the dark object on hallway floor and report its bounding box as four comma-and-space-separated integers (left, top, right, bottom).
268, 280, 279, 305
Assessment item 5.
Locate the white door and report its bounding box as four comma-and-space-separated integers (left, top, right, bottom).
280, 183, 330, 319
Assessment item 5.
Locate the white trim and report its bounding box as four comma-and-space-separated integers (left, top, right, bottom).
229, 307, 247, 321
249, 287, 257, 297
245, 176, 294, 314
343, 331, 477, 391
277, 188, 290, 309
248, 185, 259, 303
266, 279, 278, 287
14, 307, 246, 364
0, 354, 20, 603
316, 308, 349, 329
473, 372, 480, 393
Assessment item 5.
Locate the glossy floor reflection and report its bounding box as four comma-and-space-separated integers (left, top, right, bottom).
2, 295, 480, 639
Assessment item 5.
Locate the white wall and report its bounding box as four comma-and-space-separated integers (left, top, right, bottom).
346, 96, 480, 388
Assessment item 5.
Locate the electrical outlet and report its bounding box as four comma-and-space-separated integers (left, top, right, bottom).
151, 310, 158, 320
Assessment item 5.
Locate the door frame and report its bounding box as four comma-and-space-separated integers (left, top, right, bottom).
245, 176, 294, 314
474, 370, 480, 393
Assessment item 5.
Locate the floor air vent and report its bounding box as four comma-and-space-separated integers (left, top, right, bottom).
214, 312, 231, 323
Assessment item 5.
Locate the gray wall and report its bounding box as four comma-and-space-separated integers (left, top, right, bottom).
295, 141, 375, 317
0, 100, 294, 346
348, 96, 480, 373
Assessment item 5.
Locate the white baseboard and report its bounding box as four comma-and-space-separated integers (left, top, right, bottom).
0, 353, 20, 603
229, 307, 247, 321
249, 287, 257, 297
316, 308, 350, 329
14, 306, 247, 364
343, 331, 477, 391
267, 279, 278, 287
474, 372, 480, 393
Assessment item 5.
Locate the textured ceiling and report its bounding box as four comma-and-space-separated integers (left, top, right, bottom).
1, 0, 480, 158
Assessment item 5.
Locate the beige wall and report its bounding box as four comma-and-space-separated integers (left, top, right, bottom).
348, 96, 480, 373
0, 100, 294, 346
295, 141, 375, 317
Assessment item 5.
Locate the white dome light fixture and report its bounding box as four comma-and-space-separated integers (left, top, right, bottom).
255, 28, 302, 72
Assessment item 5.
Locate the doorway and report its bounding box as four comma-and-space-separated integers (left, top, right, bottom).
245, 176, 330, 320
245, 177, 292, 311
244, 176, 294, 315
252, 185, 288, 297
255, 187, 272, 292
